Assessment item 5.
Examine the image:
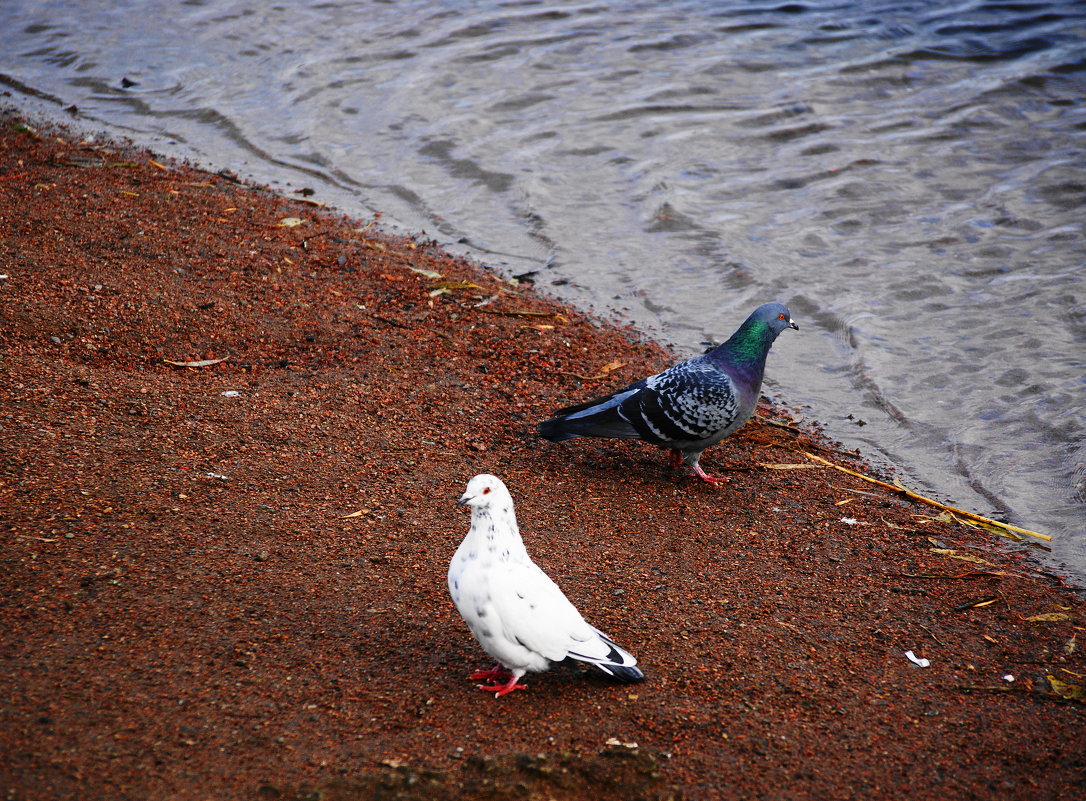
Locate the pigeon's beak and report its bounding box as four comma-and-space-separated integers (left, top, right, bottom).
456, 494, 472, 508
788, 318, 799, 331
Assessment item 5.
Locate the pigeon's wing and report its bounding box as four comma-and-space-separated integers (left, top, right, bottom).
488, 559, 601, 664
620, 357, 742, 444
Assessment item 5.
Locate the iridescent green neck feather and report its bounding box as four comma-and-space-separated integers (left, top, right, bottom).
717, 319, 774, 367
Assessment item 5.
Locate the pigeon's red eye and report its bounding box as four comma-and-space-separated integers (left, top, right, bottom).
778, 313, 786, 320
482, 487, 491, 494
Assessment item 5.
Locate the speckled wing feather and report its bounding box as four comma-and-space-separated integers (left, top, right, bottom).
620, 356, 742, 445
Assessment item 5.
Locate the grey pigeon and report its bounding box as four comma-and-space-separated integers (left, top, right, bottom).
449, 474, 644, 697
538, 302, 798, 485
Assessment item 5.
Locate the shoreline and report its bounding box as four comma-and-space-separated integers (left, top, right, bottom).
2, 109, 1083, 800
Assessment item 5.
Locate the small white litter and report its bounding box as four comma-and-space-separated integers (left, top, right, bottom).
904, 650, 930, 668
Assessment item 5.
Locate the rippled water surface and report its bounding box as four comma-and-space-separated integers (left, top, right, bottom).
3, 0, 1084, 577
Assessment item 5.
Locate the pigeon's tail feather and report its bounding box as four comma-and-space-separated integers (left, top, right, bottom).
537, 393, 640, 442
537, 381, 648, 443
569, 632, 645, 683
537, 416, 580, 442
548, 390, 627, 418
537, 412, 638, 442
599, 663, 646, 683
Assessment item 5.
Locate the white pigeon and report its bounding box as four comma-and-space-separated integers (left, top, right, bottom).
448, 474, 644, 697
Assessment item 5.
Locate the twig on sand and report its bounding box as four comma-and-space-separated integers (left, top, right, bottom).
801, 452, 1052, 542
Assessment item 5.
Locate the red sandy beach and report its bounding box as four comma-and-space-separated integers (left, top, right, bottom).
1, 110, 1084, 800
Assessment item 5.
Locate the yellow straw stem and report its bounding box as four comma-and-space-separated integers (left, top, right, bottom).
800, 452, 1052, 542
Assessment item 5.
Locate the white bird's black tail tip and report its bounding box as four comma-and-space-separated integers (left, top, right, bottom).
597, 663, 647, 683
571, 635, 646, 683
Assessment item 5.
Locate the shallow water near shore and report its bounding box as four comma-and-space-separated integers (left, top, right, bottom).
2, 0, 1083, 577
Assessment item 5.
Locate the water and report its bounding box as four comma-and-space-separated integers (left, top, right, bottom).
2, 0, 1084, 578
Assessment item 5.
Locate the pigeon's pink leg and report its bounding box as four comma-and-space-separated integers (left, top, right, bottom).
690, 462, 728, 486
477, 674, 528, 697
469, 664, 509, 682
666, 449, 684, 470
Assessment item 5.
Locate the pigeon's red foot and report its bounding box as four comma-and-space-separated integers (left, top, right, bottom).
691, 462, 728, 486
469, 664, 509, 682
665, 448, 684, 470
477, 674, 528, 697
